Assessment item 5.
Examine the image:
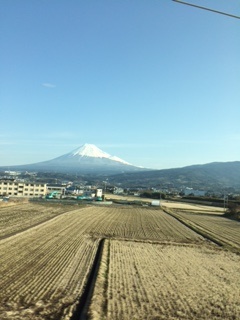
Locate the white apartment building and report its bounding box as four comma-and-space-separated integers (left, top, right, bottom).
0, 180, 47, 198
183, 187, 206, 197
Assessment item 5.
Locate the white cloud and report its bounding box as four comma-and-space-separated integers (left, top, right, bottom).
42, 83, 56, 88
0, 141, 15, 145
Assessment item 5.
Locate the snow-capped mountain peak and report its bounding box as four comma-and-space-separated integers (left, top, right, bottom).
68, 144, 131, 165
2, 143, 146, 174
71, 144, 110, 158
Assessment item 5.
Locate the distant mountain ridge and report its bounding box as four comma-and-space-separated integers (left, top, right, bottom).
0, 144, 145, 174
1, 144, 240, 190
109, 161, 240, 191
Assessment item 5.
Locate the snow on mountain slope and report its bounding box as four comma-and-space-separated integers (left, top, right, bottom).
70, 144, 110, 158
1, 143, 146, 174
109, 155, 131, 165
64, 144, 132, 165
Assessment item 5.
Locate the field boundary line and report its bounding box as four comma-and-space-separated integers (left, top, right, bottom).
70, 235, 216, 320
162, 207, 224, 247
70, 238, 105, 320
0, 207, 87, 243
100, 235, 205, 246
162, 207, 240, 254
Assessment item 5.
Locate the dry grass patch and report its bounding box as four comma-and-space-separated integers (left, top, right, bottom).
164, 208, 240, 252
0, 207, 101, 319
85, 206, 203, 243
162, 201, 224, 213
0, 204, 205, 319
89, 240, 240, 320
0, 202, 78, 239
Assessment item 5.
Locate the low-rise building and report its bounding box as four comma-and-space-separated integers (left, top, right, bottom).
183, 187, 206, 197
47, 184, 66, 194
0, 180, 47, 198
113, 187, 124, 195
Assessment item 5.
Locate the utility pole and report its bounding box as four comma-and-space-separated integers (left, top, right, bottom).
223, 193, 228, 212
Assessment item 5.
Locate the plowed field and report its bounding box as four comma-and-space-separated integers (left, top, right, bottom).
0, 202, 77, 239
164, 207, 240, 252
0, 202, 239, 319
89, 240, 240, 320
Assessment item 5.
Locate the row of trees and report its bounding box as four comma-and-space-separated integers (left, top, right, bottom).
226, 202, 240, 220
139, 190, 240, 220
139, 191, 166, 200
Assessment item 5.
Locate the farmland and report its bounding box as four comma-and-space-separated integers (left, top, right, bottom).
89, 240, 240, 320
0, 202, 77, 239
163, 207, 240, 252
0, 202, 240, 319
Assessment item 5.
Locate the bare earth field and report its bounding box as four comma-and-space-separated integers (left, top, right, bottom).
163, 207, 240, 252
161, 200, 225, 214
0, 202, 239, 319
0, 202, 77, 239
89, 240, 240, 320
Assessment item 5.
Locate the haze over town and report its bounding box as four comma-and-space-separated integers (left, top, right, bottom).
1, 1, 239, 169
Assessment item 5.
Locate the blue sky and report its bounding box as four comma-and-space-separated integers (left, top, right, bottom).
1, 0, 239, 169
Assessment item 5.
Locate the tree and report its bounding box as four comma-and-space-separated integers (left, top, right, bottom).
225, 202, 240, 220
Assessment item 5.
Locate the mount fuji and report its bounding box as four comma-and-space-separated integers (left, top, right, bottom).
4, 144, 146, 174
61, 144, 132, 166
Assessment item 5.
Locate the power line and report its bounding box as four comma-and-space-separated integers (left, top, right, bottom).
172, 0, 240, 19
